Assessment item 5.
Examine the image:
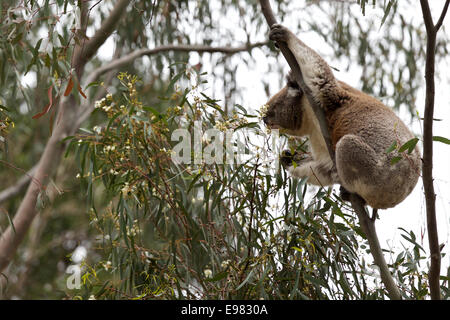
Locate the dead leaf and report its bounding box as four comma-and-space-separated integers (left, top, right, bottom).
64, 76, 74, 96
32, 86, 54, 119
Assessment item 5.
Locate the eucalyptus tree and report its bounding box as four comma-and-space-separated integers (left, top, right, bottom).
0, 0, 448, 299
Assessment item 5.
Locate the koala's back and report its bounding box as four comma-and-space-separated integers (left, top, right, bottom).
329, 81, 421, 209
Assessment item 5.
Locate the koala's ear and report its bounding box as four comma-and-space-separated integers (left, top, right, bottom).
286, 71, 300, 90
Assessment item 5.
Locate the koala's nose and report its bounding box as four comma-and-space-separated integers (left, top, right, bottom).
262, 110, 274, 124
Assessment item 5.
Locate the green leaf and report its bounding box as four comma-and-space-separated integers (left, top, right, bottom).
303, 273, 327, 287
360, 0, 366, 16
187, 172, 203, 192
205, 271, 228, 282
390, 156, 402, 165
386, 141, 397, 154
398, 137, 419, 154
4, 211, 16, 234
85, 81, 102, 89
165, 71, 184, 95
143, 106, 162, 117
79, 128, 93, 134
207, 103, 226, 117
25, 38, 43, 75
234, 104, 247, 115
234, 121, 259, 130
236, 268, 255, 290
433, 136, 450, 145
94, 280, 110, 297
33, 38, 43, 56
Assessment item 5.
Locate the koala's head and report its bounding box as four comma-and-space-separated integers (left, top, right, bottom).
262, 72, 304, 135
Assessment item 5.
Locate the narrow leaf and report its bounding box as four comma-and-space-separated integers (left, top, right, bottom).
205, 271, 228, 282
380, 0, 395, 26
4, 210, 16, 234
32, 86, 53, 119
398, 137, 419, 154
386, 141, 397, 154
236, 269, 255, 290
78, 83, 87, 99
390, 156, 402, 165
433, 136, 450, 145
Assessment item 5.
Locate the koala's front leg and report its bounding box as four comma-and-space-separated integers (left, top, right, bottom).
269, 24, 340, 107
280, 150, 338, 186
279, 150, 307, 169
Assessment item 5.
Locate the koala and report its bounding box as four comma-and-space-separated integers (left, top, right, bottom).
263, 24, 421, 209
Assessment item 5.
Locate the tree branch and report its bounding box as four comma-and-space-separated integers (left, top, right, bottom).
88, 42, 269, 83
420, 0, 434, 32
349, 194, 401, 299
435, 0, 450, 32
259, 0, 401, 300
76, 41, 268, 127
0, 165, 37, 204
73, 0, 131, 77
0, 97, 76, 272
420, 0, 442, 300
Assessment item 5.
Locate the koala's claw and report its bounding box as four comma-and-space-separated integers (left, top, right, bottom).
269, 24, 290, 44
280, 150, 295, 169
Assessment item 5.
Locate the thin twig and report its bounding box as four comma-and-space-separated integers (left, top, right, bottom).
73, 0, 131, 77
0, 165, 37, 204
435, 0, 450, 32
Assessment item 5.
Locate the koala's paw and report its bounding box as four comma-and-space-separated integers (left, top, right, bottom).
339, 186, 368, 207
280, 150, 295, 169
269, 24, 290, 45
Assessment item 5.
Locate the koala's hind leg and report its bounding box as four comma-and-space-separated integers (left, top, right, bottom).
269, 24, 340, 107
335, 135, 384, 207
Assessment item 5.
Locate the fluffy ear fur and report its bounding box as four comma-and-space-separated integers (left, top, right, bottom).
265, 24, 421, 209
